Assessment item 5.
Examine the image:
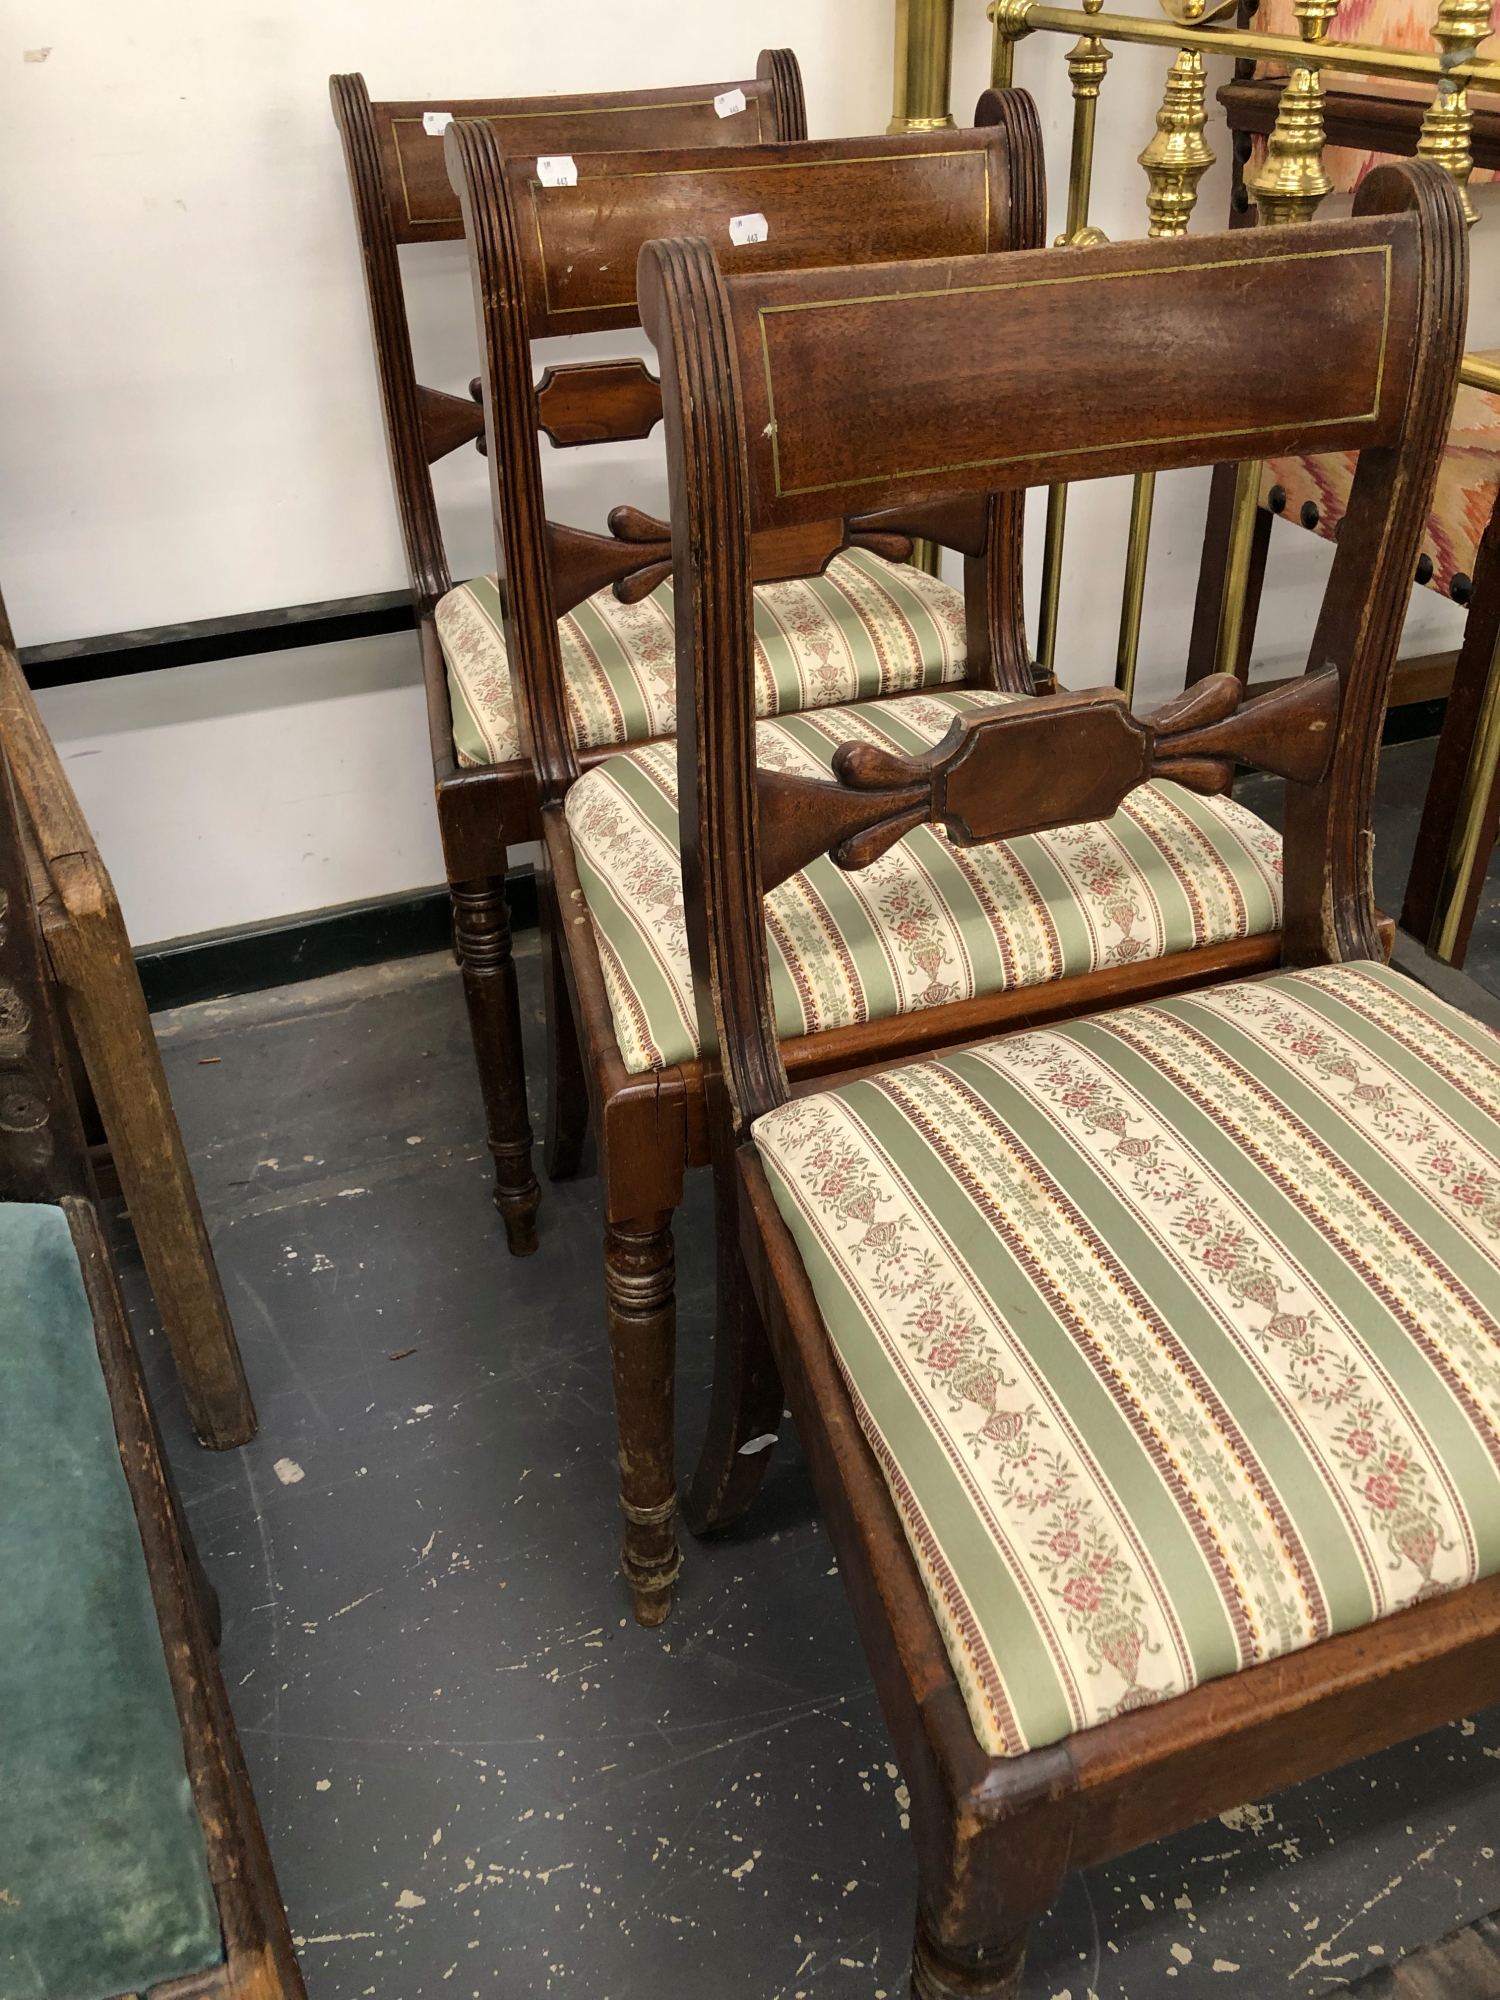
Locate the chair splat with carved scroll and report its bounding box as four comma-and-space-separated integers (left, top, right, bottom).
647, 160, 1485, 1998
330, 54, 806, 1257
443, 97, 1138, 1624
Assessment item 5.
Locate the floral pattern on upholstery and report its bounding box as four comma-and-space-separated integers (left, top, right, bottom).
754, 962, 1500, 1754
435, 548, 968, 768
565, 689, 1283, 1074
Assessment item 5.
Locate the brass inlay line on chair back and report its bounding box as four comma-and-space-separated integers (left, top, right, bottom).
519, 146, 997, 327
743, 238, 1396, 512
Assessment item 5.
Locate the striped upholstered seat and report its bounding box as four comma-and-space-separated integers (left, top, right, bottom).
565, 688, 1284, 1075
752, 961, 1500, 1755
435, 548, 969, 768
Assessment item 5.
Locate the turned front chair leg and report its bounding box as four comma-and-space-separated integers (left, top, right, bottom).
450, 875, 541, 1255
604, 1209, 681, 1625
540, 877, 589, 1182
911, 1912, 1028, 2000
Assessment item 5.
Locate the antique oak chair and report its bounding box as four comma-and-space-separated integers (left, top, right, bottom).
0, 740, 305, 2000
475, 100, 1328, 1626
330, 56, 806, 1256
0, 624, 254, 1451
439, 106, 1051, 1263
643, 160, 1491, 1996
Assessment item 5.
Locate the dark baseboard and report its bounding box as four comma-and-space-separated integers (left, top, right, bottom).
21, 590, 416, 691
136, 866, 538, 1014
1383, 696, 1449, 747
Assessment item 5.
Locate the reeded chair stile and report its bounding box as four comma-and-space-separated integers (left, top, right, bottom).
642, 159, 1487, 1997
330, 55, 808, 1256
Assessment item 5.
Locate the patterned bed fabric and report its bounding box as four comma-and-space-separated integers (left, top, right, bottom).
435, 547, 969, 768
566, 688, 1283, 1075
1260, 352, 1500, 603
753, 962, 1500, 1758
1253, 0, 1497, 194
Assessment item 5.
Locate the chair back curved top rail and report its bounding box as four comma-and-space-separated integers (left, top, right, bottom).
444, 92, 1046, 805
329, 53, 806, 626
636, 158, 1467, 1145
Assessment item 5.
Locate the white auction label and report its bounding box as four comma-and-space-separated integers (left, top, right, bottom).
536, 155, 578, 187
422, 110, 453, 136
713, 87, 748, 118
728, 211, 769, 246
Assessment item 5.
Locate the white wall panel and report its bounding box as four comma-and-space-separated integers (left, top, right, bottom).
3, 1, 1492, 939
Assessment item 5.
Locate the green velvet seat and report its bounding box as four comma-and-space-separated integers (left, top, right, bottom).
754, 963, 1500, 1758
0, 1201, 222, 2000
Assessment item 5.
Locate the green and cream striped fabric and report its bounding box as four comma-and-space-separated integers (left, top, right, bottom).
565, 688, 1283, 1075
753, 962, 1500, 1757
435, 548, 968, 767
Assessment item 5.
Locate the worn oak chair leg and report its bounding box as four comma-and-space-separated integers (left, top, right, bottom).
540, 877, 589, 1181
604, 1209, 681, 1624
681, 1188, 785, 1537
450, 874, 541, 1255
911, 1914, 1028, 2000
45, 860, 256, 1450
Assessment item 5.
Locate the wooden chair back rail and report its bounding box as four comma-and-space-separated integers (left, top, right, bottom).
445, 90, 1047, 804
546, 506, 937, 624
329, 53, 806, 622
635, 160, 1467, 1146
499, 122, 1032, 340
718, 217, 1423, 531
369, 58, 804, 247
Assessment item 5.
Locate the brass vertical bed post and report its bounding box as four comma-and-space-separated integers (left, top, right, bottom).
1417, 0, 1491, 222
890, 0, 957, 129
1415, 0, 1493, 956
988, 0, 1496, 738
991, 0, 1115, 688
891, 0, 957, 578
1113, 46, 1219, 698
1212, 1, 1337, 680
1433, 617, 1500, 958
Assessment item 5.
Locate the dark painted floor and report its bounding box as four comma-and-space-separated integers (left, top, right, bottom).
123, 744, 1500, 2000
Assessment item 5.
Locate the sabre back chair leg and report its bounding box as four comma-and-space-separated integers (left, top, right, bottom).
603, 1209, 681, 1624
450, 874, 540, 1255
540, 876, 589, 1181
681, 1180, 784, 1537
